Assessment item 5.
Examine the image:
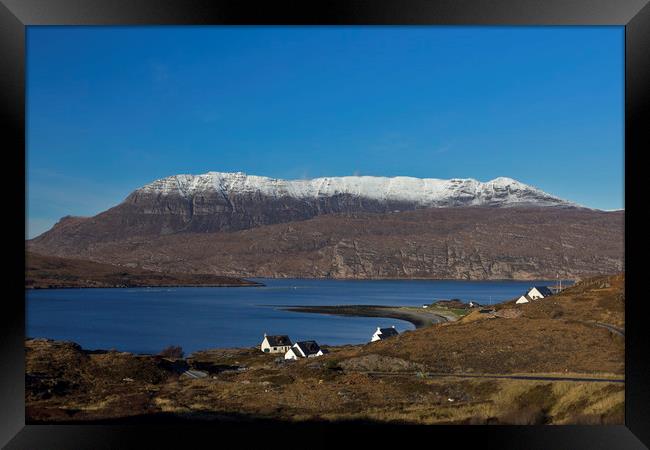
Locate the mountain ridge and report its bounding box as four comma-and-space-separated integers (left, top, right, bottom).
30, 172, 582, 244
27, 172, 621, 281
129, 171, 577, 208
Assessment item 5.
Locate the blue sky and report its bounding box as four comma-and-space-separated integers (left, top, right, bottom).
27, 26, 624, 238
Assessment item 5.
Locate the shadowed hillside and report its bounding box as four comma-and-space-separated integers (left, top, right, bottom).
25, 252, 262, 289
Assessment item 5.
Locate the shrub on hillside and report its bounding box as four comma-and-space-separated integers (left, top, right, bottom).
158, 345, 184, 359
324, 359, 343, 371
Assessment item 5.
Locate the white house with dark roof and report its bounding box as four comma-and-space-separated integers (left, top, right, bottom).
284, 340, 324, 360
260, 334, 293, 353
371, 326, 399, 342
516, 286, 553, 304
527, 286, 554, 300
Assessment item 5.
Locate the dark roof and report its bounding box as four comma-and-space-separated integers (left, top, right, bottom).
265, 335, 292, 346
531, 286, 553, 296
377, 327, 399, 338
295, 340, 321, 356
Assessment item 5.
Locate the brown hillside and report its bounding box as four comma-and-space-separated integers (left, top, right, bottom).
25, 252, 261, 288
29, 207, 623, 280
331, 273, 625, 375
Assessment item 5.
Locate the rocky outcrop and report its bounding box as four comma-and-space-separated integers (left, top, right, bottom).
28, 207, 624, 280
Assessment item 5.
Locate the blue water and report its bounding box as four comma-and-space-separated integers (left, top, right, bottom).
26, 278, 561, 355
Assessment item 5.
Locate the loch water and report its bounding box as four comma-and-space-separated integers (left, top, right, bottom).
26, 278, 561, 355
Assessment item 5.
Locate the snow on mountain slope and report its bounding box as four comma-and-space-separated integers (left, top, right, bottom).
134, 172, 575, 208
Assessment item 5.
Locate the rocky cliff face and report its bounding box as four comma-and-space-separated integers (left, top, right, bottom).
29, 207, 624, 281
30, 172, 578, 250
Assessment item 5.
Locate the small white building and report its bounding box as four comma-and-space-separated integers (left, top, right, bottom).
515, 295, 532, 304
260, 334, 293, 353
371, 326, 399, 342
284, 340, 324, 360
526, 286, 554, 300
516, 286, 554, 304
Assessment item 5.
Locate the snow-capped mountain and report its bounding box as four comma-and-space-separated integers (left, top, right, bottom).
30, 171, 579, 254
29, 172, 622, 281
130, 172, 575, 208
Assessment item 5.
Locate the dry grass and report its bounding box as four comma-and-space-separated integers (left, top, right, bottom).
26, 339, 624, 425
514, 273, 625, 328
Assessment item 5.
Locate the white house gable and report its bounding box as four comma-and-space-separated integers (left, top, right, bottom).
284, 348, 299, 360
515, 295, 530, 304
371, 326, 399, 342
285, 341, 323, 359
260, 334, 293, 353
526, 286, 553, 300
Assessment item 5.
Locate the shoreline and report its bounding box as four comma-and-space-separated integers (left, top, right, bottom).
251, 276, 573, 282
25, 282, 264, 290
25, 304, 456, 356
282, 304, 454, 329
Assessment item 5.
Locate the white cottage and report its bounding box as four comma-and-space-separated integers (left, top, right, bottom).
526, 286, 554, 300
260, 334, 293, 353
371, 326, 399, 342
284, 340, 324, 360
515, 295, 532, 304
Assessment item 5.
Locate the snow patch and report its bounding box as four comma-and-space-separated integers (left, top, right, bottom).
135, 172, 576, 207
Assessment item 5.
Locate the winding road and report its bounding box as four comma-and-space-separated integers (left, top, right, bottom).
356, 371, 625, 384
594, 322, 625, 337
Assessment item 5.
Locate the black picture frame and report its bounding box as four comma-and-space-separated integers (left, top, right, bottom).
2, 1, 648, 448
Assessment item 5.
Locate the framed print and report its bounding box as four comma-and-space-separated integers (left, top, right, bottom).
2, 0, 649, 448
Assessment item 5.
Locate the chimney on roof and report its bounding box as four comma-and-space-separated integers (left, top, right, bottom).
392, 325, 395, 328
264, 333, 267, 337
